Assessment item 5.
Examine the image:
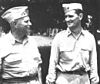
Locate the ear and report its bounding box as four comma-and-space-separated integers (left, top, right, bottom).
79, 13, 83, 20
10, 21, 17, 29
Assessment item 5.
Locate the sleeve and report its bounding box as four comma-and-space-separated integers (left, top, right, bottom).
28, 37, 42, 75
46, 34, 60, 82
32, 37, 42, 65
90, 35, 99, 83
28, 37, 42, 68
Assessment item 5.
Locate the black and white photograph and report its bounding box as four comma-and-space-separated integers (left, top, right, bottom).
0, 0, 100, 84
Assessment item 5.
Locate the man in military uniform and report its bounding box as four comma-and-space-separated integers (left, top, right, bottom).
46, 3, 99, 84
0, 6, 42, 84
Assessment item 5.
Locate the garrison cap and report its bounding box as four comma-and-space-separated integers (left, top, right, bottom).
1, 6, 28, 23
62, 3, 83, 13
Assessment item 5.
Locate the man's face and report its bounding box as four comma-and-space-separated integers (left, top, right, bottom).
16, 16, 32, 30
14, 16, 32, 38
64, 10, 81, 29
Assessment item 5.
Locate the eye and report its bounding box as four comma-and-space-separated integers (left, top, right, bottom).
68, 15, 73, 18
65, 15, 67, 18
24, 20, 28, 23
65, 15, 73, 18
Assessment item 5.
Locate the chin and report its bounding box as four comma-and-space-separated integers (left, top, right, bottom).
67, 24, 73, 27
68, 25, 73, 28
68, 24, 76, 28
16, 29, 28, 38
18, 33, 27, 39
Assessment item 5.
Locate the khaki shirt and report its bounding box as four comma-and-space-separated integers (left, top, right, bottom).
0, 32, 42, 79
47, 28, 99, 83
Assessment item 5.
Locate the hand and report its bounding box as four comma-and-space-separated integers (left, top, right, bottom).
29, 69, 38, 76
90, 77, 99, 84
97, 40, 100, 45
46, 79, 55, 84
91, 82, 98, 84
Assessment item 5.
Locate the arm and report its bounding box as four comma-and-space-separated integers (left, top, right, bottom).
30, 37, 42, 83
38, 64, 42, 84
46, 35, 59, 84
90, 36, 99, 84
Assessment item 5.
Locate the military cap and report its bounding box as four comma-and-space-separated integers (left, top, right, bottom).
62, 3, 83, 13
1, 6, 28, 23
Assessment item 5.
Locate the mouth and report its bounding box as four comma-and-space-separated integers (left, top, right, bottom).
67, 22, 73, 25
67, 21, 73, 25
26, 26, 31, 29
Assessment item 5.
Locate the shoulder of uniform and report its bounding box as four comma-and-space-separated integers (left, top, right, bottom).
56, 30, 66, 36
82, 29, 95, 38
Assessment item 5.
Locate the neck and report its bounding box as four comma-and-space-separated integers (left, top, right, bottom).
70, 25, 82, 36
11, 32, 27, 43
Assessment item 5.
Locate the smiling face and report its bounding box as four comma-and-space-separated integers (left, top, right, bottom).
64, 10, 83, 30
12, 16, 32, 40
15, 16, 32, 30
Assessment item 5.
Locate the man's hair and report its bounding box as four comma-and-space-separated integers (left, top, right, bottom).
74, 9, 83, 15
13, 16, 25, 26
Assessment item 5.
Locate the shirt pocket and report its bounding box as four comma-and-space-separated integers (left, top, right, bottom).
60, 44, 74, 52
80, 48, 90, 62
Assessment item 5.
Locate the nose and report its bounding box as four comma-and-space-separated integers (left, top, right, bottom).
28, 21, 32, 26
65, 17, 70, 22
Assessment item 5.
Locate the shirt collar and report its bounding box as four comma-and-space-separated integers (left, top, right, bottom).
7, 32, 28, 45
66, 28, 85, 37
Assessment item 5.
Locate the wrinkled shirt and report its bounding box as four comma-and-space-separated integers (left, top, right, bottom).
0, 32, 42, 79
46, 28, 99, 83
